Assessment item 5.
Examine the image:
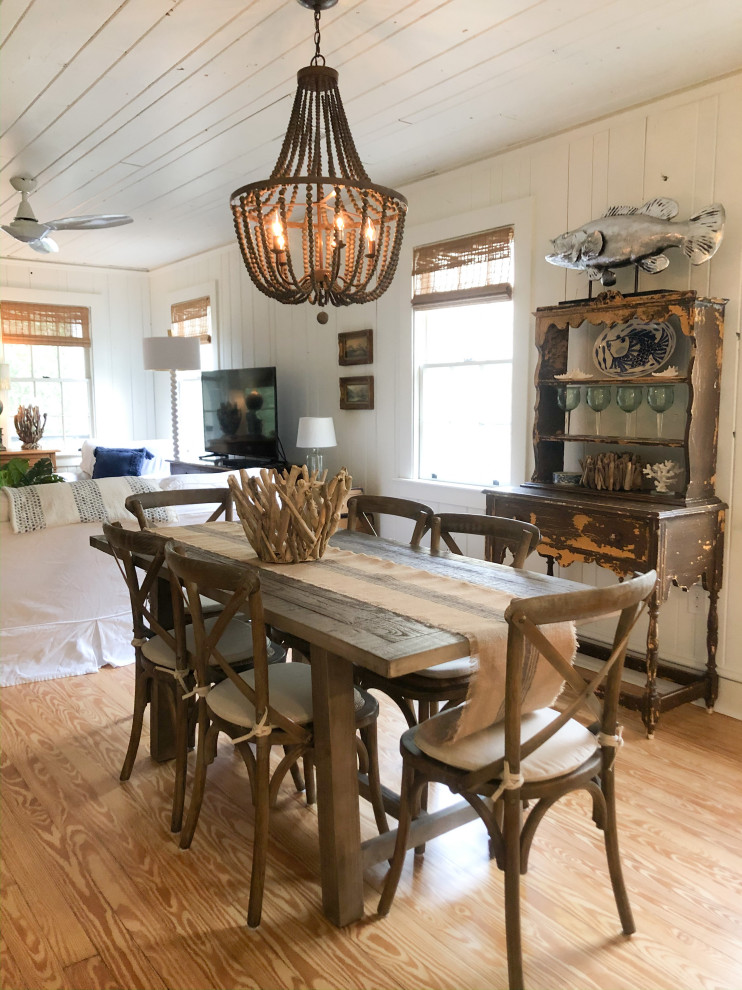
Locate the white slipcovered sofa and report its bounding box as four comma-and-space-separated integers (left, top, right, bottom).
0, 460, 251, 687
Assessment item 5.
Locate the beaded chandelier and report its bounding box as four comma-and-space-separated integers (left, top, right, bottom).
230, 0, 407, 315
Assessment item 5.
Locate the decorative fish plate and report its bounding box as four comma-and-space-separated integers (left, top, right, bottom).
592, 317, 676, 377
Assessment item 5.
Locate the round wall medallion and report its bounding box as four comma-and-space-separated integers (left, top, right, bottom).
593, 317, 676, 378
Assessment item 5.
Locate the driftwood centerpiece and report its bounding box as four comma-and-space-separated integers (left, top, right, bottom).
229, 466, 352, 563
14, 404, 47, 449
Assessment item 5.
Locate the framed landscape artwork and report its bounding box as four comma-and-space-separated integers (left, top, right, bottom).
339, 375, 374, 410
338, 328, 373, 366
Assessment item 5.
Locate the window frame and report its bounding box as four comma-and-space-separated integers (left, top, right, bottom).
0, 287, 103, 454
3, 339, 93, 448
390, 200, 533, 501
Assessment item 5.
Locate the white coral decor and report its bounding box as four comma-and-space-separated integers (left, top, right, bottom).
643, 459, 681, 494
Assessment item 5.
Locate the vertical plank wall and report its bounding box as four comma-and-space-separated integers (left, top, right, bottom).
148, 72, 742, 716
1, 72, 740, 715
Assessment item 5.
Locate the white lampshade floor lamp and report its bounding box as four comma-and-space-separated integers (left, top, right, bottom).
143, 336, 201, 461
296, 416, 336, 475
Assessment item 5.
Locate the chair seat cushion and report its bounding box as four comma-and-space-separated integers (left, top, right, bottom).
414, 707, 600, 782
408, 656, 474, 680
141, 615, 266, 669
207, 662, 315, 727
207, 664, 370, 729
196, 594, 223, 615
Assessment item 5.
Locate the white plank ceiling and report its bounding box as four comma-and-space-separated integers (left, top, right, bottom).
1, 0, 741, 271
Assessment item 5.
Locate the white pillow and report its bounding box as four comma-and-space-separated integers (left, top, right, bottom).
79, 438, 98, 477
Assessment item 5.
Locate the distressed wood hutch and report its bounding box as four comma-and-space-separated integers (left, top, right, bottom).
484, 289, 726, 736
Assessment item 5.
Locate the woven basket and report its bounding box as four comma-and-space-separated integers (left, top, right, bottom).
228, 466, 352, 563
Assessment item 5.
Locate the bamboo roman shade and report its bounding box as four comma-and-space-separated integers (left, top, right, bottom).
1, 300, 91, 347
412, 226, 514, 309
170, 296, 211, 343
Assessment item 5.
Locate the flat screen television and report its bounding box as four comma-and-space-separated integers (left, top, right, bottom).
201, 366, 280, 464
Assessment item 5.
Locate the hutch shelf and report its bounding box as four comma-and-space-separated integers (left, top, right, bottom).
485, 289, 727, 735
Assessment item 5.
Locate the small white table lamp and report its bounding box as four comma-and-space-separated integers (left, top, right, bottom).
143, 336, 200, 460
296, 416, 336, 475
0, 362, 10, 451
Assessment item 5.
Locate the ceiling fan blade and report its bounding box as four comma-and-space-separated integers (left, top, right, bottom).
46, 214, 133, 231
29, 236, 59, 254
2, 218, 52, 242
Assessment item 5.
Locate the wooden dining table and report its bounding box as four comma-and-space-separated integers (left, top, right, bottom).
91, 523, 589, 927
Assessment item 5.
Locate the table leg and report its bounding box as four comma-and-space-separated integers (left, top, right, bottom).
310, 645, 364, 926
149, 577, 177, 762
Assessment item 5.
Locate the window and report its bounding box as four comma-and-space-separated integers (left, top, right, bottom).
1, 301, 93, 450
170, 295, 214, 453
413, 226, 515, 487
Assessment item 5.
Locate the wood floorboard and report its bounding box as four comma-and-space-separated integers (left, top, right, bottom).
0, 937, 27, 990
1, 664, 741, 990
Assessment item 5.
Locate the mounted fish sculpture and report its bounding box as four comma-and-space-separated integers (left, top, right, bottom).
546, 198, 725, 286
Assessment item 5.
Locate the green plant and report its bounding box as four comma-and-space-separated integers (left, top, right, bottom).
0, 457, 66, 488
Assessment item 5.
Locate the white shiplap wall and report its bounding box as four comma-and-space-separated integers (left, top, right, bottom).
147, 72, 742, 717
2, 72, 740, 715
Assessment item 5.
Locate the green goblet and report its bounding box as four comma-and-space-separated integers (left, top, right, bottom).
556, 385, 581, 434
616, 385, 643, 437
585, 385, 611, 435
646, 385, 675, 437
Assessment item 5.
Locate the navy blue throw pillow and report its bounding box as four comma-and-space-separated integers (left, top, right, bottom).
92, 446, 148, 479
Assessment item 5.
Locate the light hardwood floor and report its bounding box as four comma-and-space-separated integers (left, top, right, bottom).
2, 664, 741, 990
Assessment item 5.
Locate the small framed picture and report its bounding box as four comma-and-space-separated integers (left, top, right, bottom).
339, 375, 374, 410
338, 329, 373, 366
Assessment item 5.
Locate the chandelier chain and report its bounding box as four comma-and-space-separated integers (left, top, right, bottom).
311, 8, 325, 66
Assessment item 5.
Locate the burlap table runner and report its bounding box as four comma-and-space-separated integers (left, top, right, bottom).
156, 522, 575, 742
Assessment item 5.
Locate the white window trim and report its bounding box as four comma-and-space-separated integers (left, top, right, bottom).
378, 198, 533, 507
0, 286, 103, 455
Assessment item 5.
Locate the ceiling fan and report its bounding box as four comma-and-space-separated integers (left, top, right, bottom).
1, 176, 133, 254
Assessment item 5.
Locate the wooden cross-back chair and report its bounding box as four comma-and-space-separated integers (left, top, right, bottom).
103, 522, 272, 833
126, 486, 236, 617
346, 494, 434, 547
165, 541, 388, 929
357, 513, 540, 730
377, 569, 656, 990
431, 512, 541, 569
124, 486, 234, 529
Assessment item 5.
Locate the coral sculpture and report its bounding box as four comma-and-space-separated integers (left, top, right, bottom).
643, 459, 681, 494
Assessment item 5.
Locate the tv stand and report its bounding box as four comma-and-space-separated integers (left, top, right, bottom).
169, 453, 289, 475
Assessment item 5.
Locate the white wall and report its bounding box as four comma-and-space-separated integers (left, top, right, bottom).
2, 72, 740, 715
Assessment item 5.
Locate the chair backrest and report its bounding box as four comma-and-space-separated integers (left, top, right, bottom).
164, 542, 309, 744
430, 512, 540, 568
102, 521, 175, 652
462, 570, 656, 791
346, 494, 434, 547
125, 487, 234, 530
